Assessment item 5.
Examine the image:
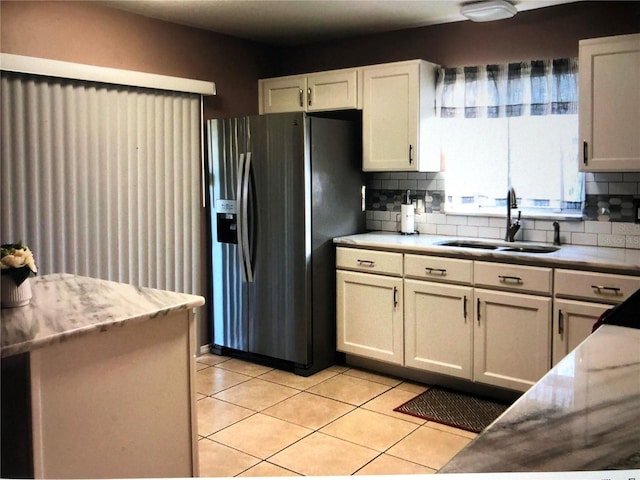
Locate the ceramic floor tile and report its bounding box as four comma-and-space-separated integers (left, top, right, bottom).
306, 373, 391, 405
197, 438, 260, 478
269, 432, 379, 476
395, 381, 430, 394
327, 365, 350, 373
361, 388, 427, 425
210, 413, 312, 459
216, 358, 275, 377
213, 378, 300, 411
386, 424, 472, 470
320, 408, 419, 452
262, 392, 355, 430
237, 461, 301, 477
426, 420, 479, 440
195, 366, 251, 395
354, 453, 436, 475
196, 353, 230, 367
197, 396, 255, 437
258, 368, 339, 390
343, 368, 403, 387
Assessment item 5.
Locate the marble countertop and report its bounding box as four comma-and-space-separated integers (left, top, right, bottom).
439, 324, 640, 472
1, 273, 205, 358
334, 232, 640, 275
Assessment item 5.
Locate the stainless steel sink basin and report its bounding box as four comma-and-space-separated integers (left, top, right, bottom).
435, 240, 500, 250
501, 245, 559, 254
435, 239, 560, 254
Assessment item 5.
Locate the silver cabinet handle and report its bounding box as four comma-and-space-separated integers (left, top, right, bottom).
463, 295, 468, 322
583, 141, 588, 165
558, 310, 564, 336
425, 267, 447, 276
499, 275, 523, 284
308, 87, 312, 107
591, 285, 622, 295
357, 259, 376, 267
299, 88, 304, 107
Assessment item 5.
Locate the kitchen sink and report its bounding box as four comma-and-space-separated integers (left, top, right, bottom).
435, 239, 559, 254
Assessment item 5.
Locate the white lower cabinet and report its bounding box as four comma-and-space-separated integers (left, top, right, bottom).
336, 270, 404, 365
404, 279, 473, 379
474, 289, 552, 392
552, 298, 611, 366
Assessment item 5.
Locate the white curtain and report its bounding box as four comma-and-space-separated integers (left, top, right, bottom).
1, 72, 203, 296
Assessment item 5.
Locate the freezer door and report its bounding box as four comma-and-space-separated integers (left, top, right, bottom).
246, 113, 311, 365
208, 118, 250, 352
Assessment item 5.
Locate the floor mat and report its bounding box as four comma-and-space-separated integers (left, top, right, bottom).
393, 386, 510, 433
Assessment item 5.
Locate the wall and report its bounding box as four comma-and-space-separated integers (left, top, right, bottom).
0, 0, 278, 118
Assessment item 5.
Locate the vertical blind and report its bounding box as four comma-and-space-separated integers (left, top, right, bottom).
1, 72, 202, 295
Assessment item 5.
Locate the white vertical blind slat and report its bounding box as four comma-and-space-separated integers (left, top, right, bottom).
0, 72, 202, 298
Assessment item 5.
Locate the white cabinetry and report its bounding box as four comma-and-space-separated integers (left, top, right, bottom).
579, 33, 640, 171
473, 261, 552, 392
552, 269, 640, 365
404, 255, 473, 379
336, 248, 404, 365
362, 60, 439, 172
259, 68, 359, 114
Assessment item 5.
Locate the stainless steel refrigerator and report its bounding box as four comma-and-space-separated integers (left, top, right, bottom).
205, 112, 365, 376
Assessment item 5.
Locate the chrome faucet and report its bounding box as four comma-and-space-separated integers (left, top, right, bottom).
505, 187, 521, 242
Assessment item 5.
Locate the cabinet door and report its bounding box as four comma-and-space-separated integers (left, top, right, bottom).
307, 69, 358, 112
260, 75, 306, 114
474, 289, 551, 392
552, 299, 611, 366
363, 62, 419, 172
336, 270, 403, 365
579, 33, 640, 171
404, 280, 473, 379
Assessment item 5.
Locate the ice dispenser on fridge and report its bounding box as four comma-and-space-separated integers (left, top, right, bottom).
215, 199, 238, 244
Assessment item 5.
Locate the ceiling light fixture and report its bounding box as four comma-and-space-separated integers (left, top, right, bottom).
460, 0, 518, 22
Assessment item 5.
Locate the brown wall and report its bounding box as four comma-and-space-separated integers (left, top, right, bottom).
279, 1, 640, 74
0, 1, 279, 118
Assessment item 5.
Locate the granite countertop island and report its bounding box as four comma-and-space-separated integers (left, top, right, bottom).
0, 273, 205, 479
334, 231, 640, 275
439, 324, 640, 472
1, 273, 205, 358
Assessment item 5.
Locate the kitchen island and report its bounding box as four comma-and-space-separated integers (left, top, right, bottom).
439, 324, 640, 472
1, 273, 205, 479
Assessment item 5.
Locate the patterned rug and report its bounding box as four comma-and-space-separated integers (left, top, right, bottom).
394, 386, 511, 433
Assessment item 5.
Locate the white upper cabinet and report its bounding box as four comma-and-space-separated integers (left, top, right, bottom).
362, 60, 439, 172
579, 33, 640, 171
259, 68, 359, 114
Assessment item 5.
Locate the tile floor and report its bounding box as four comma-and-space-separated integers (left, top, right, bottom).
195, 354, 476, 477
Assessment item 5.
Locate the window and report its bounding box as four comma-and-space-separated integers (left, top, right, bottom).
437, 59, 583, 217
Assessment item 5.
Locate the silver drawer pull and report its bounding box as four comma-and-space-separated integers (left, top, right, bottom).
498, 275, 522, 284
357, 259, 376, 267
591, 285, 622, 295
425, 267, 447, 276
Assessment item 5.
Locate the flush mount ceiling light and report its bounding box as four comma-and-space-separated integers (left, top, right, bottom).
460, 0, 518, 22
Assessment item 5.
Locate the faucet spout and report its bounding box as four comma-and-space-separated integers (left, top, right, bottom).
505, 188, 520, 242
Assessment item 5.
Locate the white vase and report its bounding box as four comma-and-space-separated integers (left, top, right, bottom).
1, 277, 32, 308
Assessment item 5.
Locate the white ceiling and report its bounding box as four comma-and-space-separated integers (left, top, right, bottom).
100, 0, 579, 46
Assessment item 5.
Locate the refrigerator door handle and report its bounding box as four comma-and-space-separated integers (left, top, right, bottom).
236, 152, 249, 282
241, 151, 254, 282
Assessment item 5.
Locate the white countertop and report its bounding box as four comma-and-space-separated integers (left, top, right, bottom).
334, 232, 640, 275
0, 273, 205, 358
439, 324, 640, 472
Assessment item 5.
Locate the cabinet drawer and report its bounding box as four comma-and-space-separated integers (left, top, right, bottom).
336, 247, 403, 276
554, 269, 640, 303
474, 261, 552, 295
404, 254, 472, 284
